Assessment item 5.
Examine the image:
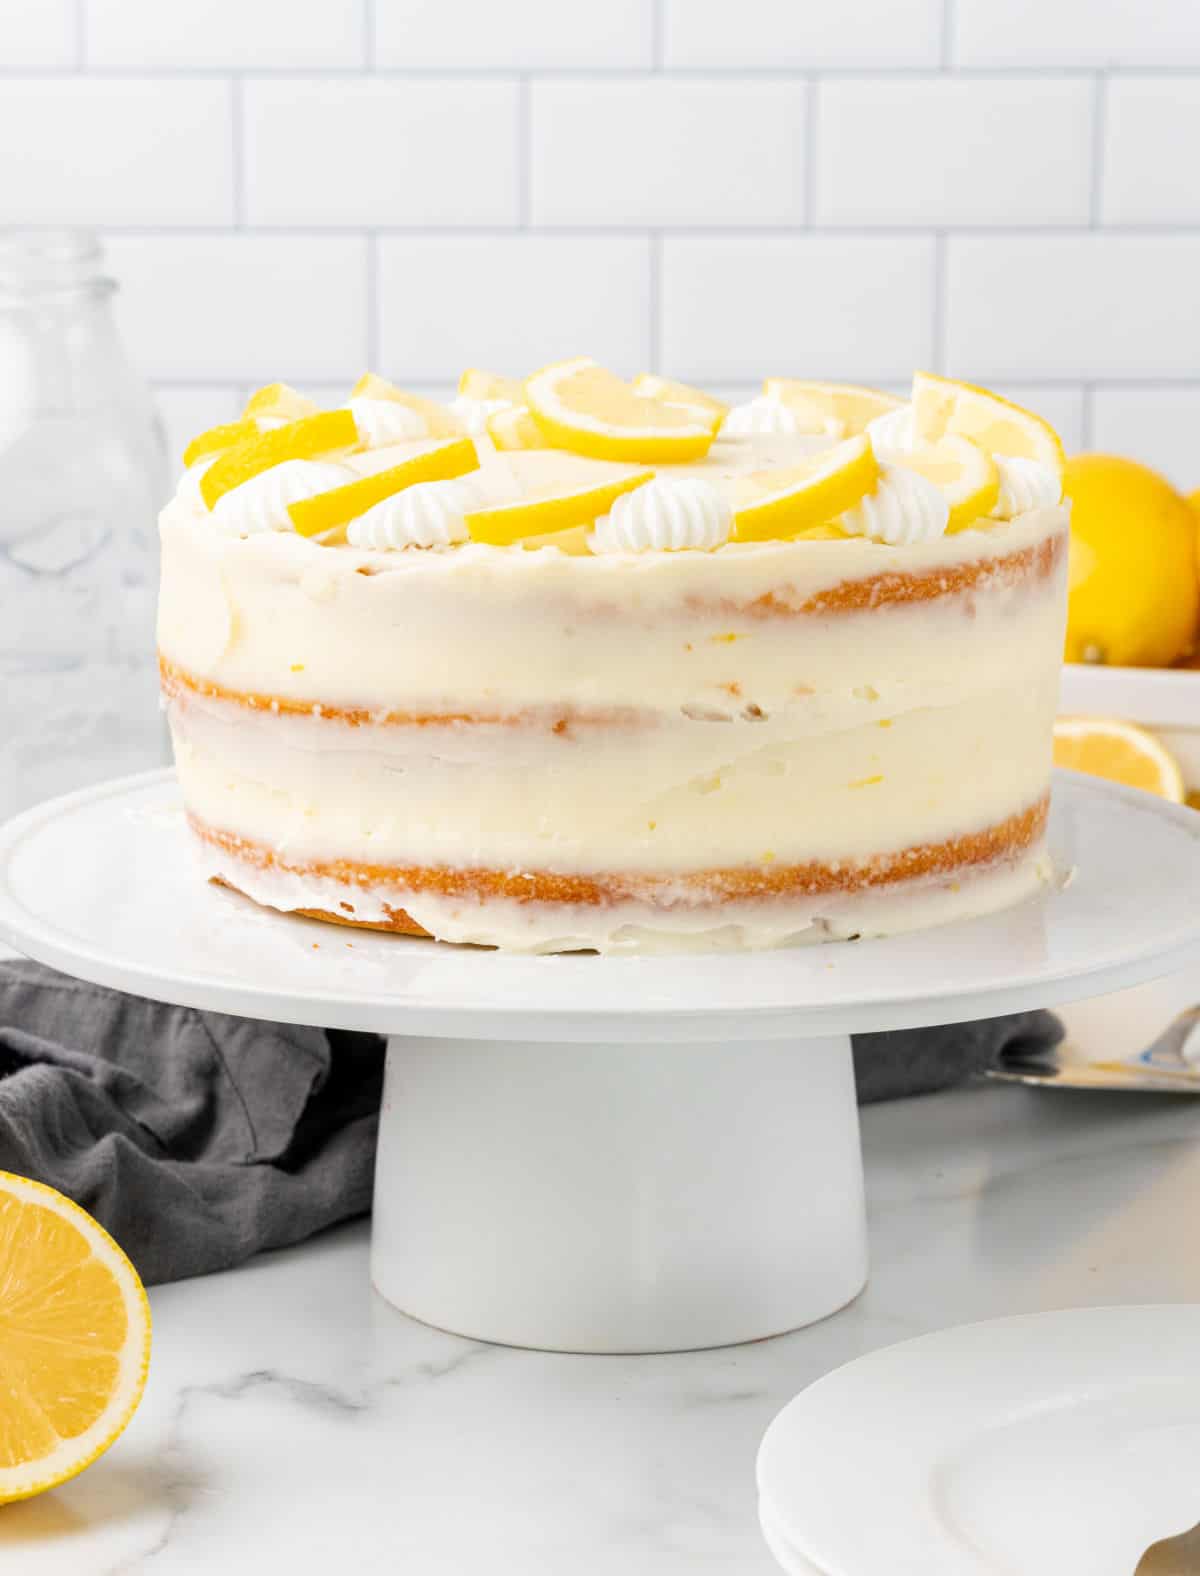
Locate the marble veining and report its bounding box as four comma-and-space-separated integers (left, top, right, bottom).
4, 974, 1200, 1575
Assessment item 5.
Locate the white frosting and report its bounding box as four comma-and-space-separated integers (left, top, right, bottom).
991, 456, 1062, 520
589, 478, 732, 554
210, 459, 352, 537
867, 403, 915, 462
840, 465, 950, 546
345, 397, 429, 448
447, 395, 514, 436
719, 396, 801, 439
346, 477, 480, 551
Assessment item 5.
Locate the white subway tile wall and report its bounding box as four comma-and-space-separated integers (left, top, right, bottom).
3, 0, 1198, 483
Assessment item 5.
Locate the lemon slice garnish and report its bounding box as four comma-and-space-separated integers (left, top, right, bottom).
732, 434, 879, 542
0, 1171, 151, 1505
762, 380, 902, 437
200, 410, 359, 511
631, 374, 728, 427
911, 372, 1065, 479
351, 373, 465, 437
183, 418, 261, 469
242, 382, 319, 425
465, 468, 654, 546
288, 437, 480, 540
1053, 717, 1185, 802
486, 404, 549, 451
896, 435, 999, 534
525, 358, 715, 462
458, 367, 525, 404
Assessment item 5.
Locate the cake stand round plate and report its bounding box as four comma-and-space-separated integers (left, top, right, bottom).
1, 768, 1199, 1354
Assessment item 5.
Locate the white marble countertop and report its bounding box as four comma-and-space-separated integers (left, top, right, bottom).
4, 974, 1200, 1575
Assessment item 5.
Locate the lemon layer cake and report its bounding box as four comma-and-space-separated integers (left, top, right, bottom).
159, 367, 1070, 952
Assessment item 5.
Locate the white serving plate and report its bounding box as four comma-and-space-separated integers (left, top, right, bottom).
757, 1305, 1200, 1576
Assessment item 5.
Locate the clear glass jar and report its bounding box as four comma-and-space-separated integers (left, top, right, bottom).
0, 229, 170, 819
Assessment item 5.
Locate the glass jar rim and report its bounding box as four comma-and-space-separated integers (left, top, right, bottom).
0, 228, 116, 300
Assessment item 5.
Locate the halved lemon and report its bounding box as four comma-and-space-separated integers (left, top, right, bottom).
0, 1171, 152, 1505
732, 434, 879, 542
898, 436, 999, 534
1053, 717, 1185, 802
351, 373, 464, 437
200, 410, 359, 511
242, 382, 319, 426
486, 404, 549, 451
458, 368, 524, 404
525, 358, 714, 462
911, 373, 1064, 478
288, 437, 480, 540
465, 468, 654, 547
631, 374, 728, 426
762, 380, 901, 436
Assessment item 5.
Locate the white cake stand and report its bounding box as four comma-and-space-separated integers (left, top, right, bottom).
2, 769, 1199, 1355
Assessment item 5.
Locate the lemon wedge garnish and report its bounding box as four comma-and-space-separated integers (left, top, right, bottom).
525, 358, 715, 462
1053, 717, 1185, 802
486, 404, 549, 451
458, 368, 524, 404
732, 434, 879, 542
631, 374, 728, 426
242, 382, 320, 425
762, 380, 902, 437
200, 410, 359, 511
0, 1171, 151, 1505
896, 435, 999, 534
351, 373, 465, 437
288, 437, 480, 540
465, 468, 654, 547
911, 373, 1065, 480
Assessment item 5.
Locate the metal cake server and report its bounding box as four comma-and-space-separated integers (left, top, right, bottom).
1134, 1517, 1200, 1574
986, 1005, 1200, 1092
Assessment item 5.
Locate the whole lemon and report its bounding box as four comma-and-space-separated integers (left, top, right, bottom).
1064, 454, 1199, 667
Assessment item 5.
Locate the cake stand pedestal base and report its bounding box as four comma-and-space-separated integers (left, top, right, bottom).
4, 772, 1200, 1356
371, 1031, 866, 1353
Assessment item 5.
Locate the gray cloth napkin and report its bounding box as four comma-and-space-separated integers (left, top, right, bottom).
0, 958, 1061, 1285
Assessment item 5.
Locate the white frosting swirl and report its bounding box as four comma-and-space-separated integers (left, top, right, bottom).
345, 397, 429, 448
346, 477, 480, 551
866, 403, 915, 462
589, 478, 732, 554
210, 459, 352, 536
447, 395, 514, 436
839, 465, 949, 546
719, 396, 801, 439
991, 456, 1062, 519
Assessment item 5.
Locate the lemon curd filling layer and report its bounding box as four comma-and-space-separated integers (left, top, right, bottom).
159, 367, 1070, 952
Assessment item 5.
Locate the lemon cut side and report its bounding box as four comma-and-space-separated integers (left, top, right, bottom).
0, 1172, 151, 1505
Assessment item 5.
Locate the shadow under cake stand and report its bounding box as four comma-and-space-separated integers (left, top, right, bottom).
2, 768, 1199, 1355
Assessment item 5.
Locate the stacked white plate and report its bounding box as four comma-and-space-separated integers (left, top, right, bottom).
756, 1306, 1200, 1575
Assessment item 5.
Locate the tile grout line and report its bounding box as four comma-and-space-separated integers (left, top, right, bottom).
517, 77, 531, 227
74, 0, 87, 69
932, 231, 947, 373
1089, 72, 1108, 227
361, 0, 375, 70
76, 222, 1200, 239
1081, 383, 1095, 447
365, 232, 379, 368
9, 64, 1200, 80
804, 76, 818, 225
648, 231, 662, 371
230, 75, 245, 227
652, 0, 665, 70
940, 0, 955, 70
